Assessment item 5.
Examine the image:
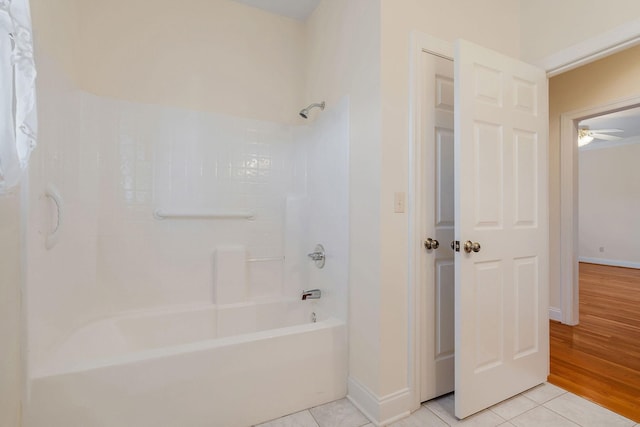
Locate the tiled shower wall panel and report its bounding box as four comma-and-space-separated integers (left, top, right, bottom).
285, 98, 350, 322
305, 98, 349, 323
29, 53, 300, 367
30, 54, 351, 371
89, 95, 297, 312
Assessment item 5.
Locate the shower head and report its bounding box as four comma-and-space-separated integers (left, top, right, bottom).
299, 101, 325, 119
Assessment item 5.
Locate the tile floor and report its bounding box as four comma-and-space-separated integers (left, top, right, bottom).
255, 383, 638, 427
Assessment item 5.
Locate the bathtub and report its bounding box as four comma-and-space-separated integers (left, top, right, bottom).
26, 300, 348, 427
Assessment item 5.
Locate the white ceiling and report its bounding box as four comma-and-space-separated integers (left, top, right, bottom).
579, 106, 640, 150
231, 0, 320, 21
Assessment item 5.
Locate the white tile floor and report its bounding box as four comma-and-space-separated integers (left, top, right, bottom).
255, 383, 639, 427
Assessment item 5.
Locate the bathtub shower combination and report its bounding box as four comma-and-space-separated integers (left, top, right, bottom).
26, 53, 350, 426
28, 302, 346, 427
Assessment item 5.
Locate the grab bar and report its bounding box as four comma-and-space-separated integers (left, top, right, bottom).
153, 209, 255, 220
44, 183, 63, 250
246, 256, 285, 263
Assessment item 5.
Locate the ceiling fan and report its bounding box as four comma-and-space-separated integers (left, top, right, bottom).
578, 127, 624, 147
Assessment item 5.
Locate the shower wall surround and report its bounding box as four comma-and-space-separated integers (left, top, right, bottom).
27, 54, 98, 369
286, 98, 350, 322
27, 53, 349, 372
92, 96, 294, 308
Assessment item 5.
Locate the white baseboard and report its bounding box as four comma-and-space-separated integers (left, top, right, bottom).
347, 377, 411, 426
548, 307, 562, 322
578, 257, 640, 270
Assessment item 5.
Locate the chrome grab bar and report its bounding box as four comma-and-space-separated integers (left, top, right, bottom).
246, 256, 285, 263
153, 209, 255, 220
44, 183, 63, 250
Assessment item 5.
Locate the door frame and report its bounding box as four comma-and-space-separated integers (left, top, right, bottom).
539, 18, 640, 77
408, 27, 640, 411
559, 96, 640, 325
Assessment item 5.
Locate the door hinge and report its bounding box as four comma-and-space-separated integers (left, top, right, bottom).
451, 240, 460, 252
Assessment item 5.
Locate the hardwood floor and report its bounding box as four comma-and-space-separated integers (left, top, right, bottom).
549, 262, 640, 422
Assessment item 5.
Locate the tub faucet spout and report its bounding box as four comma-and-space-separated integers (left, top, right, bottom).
301, 289, 321, 300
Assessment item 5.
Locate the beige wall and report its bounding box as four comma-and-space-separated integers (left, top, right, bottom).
549, 44, 640, 311
30, 0, 80, 82
0, 192, 23, 427
520, 0, 640, 65
579, 143, 640, 265
32, 0, 305, 125
74, 0, 304, 124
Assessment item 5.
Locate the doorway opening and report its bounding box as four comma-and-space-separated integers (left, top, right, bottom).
558, 98, 640, 325
577, 107, 640, 270
552, 103, 640, 422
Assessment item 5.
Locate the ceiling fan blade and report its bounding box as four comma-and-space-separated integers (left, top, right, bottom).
589, 128, 624, 133
591, 133, 623, 141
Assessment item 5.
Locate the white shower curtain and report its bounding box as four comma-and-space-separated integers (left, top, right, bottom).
0, 0, 37, 194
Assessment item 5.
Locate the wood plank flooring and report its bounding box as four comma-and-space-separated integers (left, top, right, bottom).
549, 262, 640, 422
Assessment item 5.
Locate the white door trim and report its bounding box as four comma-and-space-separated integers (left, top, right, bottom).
559, 95, 640, 325
408, 31, 453, 411
536, 18, 640, 77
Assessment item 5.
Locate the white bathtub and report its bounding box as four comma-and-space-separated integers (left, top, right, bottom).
27, 300, 347, 427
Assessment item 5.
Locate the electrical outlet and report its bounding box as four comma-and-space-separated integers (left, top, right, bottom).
599, 246, 605, 253
394, 192, 405, 213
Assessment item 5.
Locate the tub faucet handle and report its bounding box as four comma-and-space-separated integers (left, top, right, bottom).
307, 244, 325, 268
308, 251, 324, 261
301, 289, 321, 300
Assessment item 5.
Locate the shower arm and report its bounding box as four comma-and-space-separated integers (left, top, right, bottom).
299, 101, 325, 119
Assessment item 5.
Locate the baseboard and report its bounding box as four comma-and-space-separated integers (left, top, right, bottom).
578, 257, 640, 270
347, 377, 411, 426
548, 307, 562, 322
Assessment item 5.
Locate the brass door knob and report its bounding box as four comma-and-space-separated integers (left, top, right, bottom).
424, 238, 440, 250
463, 240, 481, 253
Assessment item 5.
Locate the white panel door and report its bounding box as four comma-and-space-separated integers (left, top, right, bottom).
454, 39, 549, 419
420, 52, 455, 402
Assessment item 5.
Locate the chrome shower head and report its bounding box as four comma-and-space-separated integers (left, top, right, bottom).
299, 101, 325, 119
